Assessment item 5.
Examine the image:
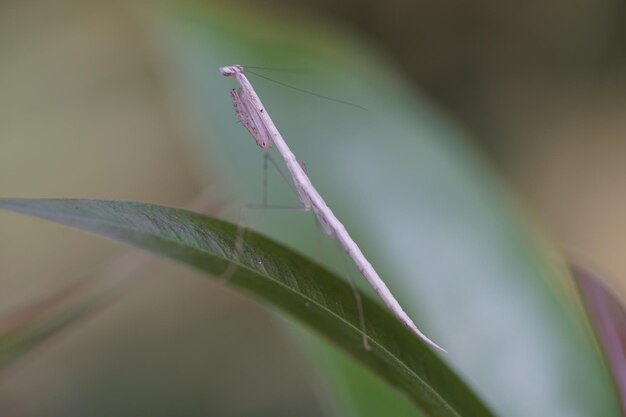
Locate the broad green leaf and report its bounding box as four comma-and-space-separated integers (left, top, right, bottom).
0, 198, 495, 417
147, 2, 621, 416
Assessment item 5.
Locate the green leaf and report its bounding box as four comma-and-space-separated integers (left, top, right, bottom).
149, 3, 621, 416
0, 198, 495, 417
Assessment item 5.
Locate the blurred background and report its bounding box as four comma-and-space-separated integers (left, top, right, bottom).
1, 0, 625, 416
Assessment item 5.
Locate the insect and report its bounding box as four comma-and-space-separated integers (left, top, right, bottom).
220, 64, 445, 352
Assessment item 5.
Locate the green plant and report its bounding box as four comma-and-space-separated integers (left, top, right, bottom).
0, 2, 620, 416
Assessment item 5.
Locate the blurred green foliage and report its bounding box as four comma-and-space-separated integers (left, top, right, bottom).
0, 1, 622, 416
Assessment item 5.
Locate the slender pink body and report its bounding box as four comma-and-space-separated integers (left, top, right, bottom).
220, 65, 444, 352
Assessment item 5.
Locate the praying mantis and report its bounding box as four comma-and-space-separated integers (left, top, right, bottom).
220, 64, 444, 352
